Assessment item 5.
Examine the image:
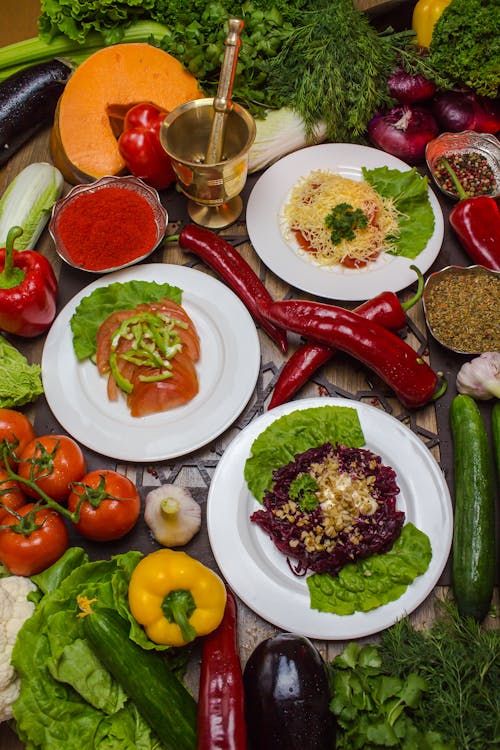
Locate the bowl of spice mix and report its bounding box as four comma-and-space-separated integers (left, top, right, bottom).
49, 175, 168, 273
425, 131, 500, 201
422, 265, 500, 354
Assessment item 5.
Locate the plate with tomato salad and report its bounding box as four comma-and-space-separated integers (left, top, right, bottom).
41, 263, 260, 462
246, 143, 444, 301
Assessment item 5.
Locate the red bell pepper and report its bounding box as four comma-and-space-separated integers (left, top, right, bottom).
0, 226, 58, 338
441, 156, 500, 271
118, 102, 177, 191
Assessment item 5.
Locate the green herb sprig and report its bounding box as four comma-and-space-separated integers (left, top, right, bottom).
325, 203, 368, 245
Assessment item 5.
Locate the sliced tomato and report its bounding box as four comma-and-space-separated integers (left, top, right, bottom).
0, 409, 36, 468
0, 467, 26, 522
67, 469, 141, 541
0, 503, 69, 576
18, 435, 86, 502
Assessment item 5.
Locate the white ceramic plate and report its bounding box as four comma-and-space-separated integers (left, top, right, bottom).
207, 397, 453, 640
246, 144, 444, 300
42, 264, 260, 462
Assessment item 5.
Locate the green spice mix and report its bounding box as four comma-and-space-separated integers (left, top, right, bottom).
424, 270, 500, 352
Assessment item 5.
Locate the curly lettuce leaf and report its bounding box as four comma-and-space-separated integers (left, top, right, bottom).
70, 280, 182, 361
308, 522, 432, 615
0, 336, 43, 407
11, 549, 178, 750
362, 166, 435, 259
244, 405, 364, 502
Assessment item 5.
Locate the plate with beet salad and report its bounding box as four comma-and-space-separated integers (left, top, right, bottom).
207, 397, 453, 640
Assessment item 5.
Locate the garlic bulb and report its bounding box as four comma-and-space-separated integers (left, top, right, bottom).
144, 485, 201, 547
456, 352, 500, 400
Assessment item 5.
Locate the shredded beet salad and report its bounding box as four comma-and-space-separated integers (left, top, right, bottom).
250, 442, 405, 576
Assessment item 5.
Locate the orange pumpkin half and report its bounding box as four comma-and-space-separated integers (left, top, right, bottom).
51, 43, 203, 184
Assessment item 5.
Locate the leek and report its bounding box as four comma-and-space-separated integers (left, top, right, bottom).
0, 163, 64, 250
248, 108, 327, 174
0, 20, 171, 82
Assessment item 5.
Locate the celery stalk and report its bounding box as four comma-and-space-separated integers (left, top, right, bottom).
0, 20, 171, 82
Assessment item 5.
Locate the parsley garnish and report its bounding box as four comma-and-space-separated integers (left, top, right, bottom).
289, 473, 319, 512
325, 203, 368, 245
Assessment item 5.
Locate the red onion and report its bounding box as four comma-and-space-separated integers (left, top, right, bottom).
432, 90, 500, 134
367, 105, 439, 165
388, 67, 436, 104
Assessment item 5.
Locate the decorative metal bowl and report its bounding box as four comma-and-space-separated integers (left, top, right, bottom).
425, 131, 500, 200
49, 175, 168, 274
423, 264, 500, 354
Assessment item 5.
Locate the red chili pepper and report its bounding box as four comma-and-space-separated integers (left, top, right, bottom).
264, 298, 445, 409
0, 226, 58, 338
440, 156, 500, 271
268, 269, 424, 409
118, 103, 176, 191
179, 224, 288, 353
197, 588, 247, 750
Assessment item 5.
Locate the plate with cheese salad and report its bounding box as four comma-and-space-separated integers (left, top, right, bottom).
246, 143, 444, 301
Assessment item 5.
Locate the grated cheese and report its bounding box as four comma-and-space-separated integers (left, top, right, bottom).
282, 169, 400, 267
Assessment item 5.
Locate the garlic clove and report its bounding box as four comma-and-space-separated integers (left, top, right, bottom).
144, 484, 202, 547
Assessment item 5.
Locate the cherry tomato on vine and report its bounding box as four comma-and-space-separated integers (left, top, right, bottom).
0, 408, 36, 468
67, 470, 141, 541
0, 467, 26, 522
0, 503, 69, 576
18, 435, 86, 502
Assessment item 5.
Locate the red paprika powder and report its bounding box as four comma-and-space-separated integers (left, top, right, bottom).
55, 185, 160, 272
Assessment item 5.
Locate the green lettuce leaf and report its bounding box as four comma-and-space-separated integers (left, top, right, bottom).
0, 336, 43, 407
362, 166, 435, 259
70, 280, 182, 361
308, 523, 432, 615
11, 549, 176, 750
244, 405, 364, 502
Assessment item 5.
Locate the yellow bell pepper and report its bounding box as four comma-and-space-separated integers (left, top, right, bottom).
412, 0, 452, 48
128, 549, 227, 647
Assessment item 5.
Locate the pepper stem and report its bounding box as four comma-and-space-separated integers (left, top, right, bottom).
161, 588, 197, 643
402, 265, 424, 311
0, 227, 25, 289
438, 157, 468, 200
431, 372, 448, 402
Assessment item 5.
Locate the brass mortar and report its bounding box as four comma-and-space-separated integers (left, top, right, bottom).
160, 97, 256, 229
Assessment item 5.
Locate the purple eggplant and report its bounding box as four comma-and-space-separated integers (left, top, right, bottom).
0, 59, 72, 167
243, 633, 335, 750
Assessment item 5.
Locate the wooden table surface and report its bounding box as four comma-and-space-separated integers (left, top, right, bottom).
1, 3, 498, 749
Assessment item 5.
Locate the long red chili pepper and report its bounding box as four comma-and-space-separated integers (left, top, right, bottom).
268, 269, 424, 409
178, 225, 288, 353
197, 587, 247, 750
264, 299, 445, 409
441, 157, 500, 271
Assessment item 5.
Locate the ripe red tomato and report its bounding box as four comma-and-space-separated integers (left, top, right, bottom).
67, 470, 141, 541
0, 467, 26, 522
0, 409, 36, 467
18, 435, 86, 502
0, 503, 69, 576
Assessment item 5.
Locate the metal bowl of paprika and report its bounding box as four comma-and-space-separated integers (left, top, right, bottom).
422, 264, 500, 354
49, 175, 168, 274
425, 131, 500, 201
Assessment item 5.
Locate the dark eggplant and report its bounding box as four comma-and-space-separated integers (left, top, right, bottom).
243, 633, 335, 750
0, 59, 73, 167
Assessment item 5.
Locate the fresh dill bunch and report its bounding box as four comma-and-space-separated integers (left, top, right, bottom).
266, 0, 426, 142
379, 599, 500, 749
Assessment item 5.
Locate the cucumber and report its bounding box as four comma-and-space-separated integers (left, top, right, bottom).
0, 58, 72, 167
83, 607, 197, 750
449, 394, 495, 621
492, 401, 500, 483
